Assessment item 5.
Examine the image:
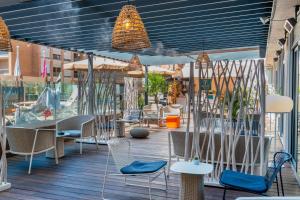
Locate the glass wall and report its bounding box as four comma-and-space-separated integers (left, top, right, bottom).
2, 79, 78, 127
291, 46, 300, 176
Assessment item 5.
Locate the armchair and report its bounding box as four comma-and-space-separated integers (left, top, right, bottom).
220, 152, 292, 199
56, 115, 97, 154
6, 127, 58, 174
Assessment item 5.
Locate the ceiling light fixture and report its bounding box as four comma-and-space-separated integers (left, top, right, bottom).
129, 54, 142, 70
284, 18, 297, 33
259, 17, 270, 25
0, 17, 12, 52
112, 2, 151, 51
277, 38, 286, 49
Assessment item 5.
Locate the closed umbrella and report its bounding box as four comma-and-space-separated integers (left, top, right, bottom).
14, 46, 21, 77
41, 49, 48, 78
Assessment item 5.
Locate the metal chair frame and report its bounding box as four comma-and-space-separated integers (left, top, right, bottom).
221, 152, 292, 200
101, 139, 168, 200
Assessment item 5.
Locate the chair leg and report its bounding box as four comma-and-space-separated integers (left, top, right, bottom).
101, 150, 110, 200
28, 153, 34, 174
54, 147, 58, 165
223, 188, 226, 200
148, 176, 152, 200
275, 175, 280, 196
94, 136, 99, 150
280, 170, 285, 196
163, 168, 168, 191
80, 140, 83, 155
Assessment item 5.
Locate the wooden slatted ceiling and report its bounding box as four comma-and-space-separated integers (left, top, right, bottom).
0, 0, 272, 55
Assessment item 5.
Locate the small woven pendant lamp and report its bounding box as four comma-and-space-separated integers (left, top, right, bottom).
112, 4, 150, 51
129, 54, 142, 70
196, 52, 210, 67
0, 17, 12, 52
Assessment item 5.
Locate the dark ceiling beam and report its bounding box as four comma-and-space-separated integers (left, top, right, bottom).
21, 25, 267, 46
20, 25, 266, 43
4, 0, 186, 23
11, 19, 265, 39
9, 9, 269, 33
40, 31, 268, 48
58, 37, 267, 52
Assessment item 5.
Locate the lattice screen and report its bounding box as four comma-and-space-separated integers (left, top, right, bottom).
123, 77, 139, 118
78, 71, 116, 142
0, 84, 9, 189
190, 59, 267, 181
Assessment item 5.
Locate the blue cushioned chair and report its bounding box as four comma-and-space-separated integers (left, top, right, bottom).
220, 152, 292, 200
101, 138, 168, 200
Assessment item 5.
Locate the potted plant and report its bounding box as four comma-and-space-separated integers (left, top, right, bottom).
146, 73, 167, 104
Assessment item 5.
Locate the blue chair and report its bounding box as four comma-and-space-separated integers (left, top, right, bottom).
220, 152, 292, 200
101, 138, 168, 200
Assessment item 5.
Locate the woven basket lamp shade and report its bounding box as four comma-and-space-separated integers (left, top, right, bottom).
129, 54, 142, 70
0, 17, 12, 52
112, 5, 151, 51
196, 52, 211, 69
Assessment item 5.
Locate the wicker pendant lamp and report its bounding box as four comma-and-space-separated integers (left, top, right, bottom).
129, 54, 142, 70
0, 17, 12, 52
112, 3, 151, 51
196, 52, 210, 67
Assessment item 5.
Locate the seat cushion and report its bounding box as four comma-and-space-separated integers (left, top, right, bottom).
58, 130, 81, 137
220, 170, 268, 193
120, 160, 167, 174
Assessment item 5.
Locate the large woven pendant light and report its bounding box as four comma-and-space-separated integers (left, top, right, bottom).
112, 3, 151, 51
0, 17, 12, 52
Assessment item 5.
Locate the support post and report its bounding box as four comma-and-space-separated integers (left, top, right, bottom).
184, 62, 194, 161
113, 72, 117, 137
260, 59, 266, 175
87, 53, 94, 115
144, 65, 149, 105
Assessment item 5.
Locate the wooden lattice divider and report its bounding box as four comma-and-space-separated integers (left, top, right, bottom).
123, 77, 139, 118
77, 71, 116, 142
0, 83, 11, 191
191, 59, 266, 182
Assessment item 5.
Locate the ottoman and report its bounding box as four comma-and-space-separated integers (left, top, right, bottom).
130, 127, 150, 138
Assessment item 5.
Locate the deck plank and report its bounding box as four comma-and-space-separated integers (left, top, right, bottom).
1, 127, 299, 199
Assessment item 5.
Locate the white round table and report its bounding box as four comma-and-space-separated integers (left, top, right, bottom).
171, 161, 213, 200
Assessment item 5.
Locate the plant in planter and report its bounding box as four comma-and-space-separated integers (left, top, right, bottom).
146, 73, 167, 104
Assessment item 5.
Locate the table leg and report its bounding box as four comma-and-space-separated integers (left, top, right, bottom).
46, 137, 65, 158
180, 174, 204, 200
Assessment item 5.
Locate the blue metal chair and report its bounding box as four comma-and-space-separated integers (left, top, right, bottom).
101, 138, 168, 200
220, 152, 292, 200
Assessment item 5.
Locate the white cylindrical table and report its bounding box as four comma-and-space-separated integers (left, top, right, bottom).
171, 161, 213, 200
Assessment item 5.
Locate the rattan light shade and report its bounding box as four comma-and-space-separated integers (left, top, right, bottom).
196, 52, 211, 69
196, 52, 210, 65
0, 17, 12, 52
129, 54, 142, 70
112, 5, 151, 51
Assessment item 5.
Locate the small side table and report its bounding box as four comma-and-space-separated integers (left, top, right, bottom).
171, 161, 213, 200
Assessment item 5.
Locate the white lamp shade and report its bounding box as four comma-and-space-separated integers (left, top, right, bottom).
266, 95, 293, 113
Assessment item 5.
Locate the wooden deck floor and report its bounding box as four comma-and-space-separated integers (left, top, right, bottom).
1, 127, 300, 200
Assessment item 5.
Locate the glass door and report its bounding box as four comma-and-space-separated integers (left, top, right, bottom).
291, 46, 300, 175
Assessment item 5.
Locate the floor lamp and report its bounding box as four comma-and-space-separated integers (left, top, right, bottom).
266, 95, 293, 152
